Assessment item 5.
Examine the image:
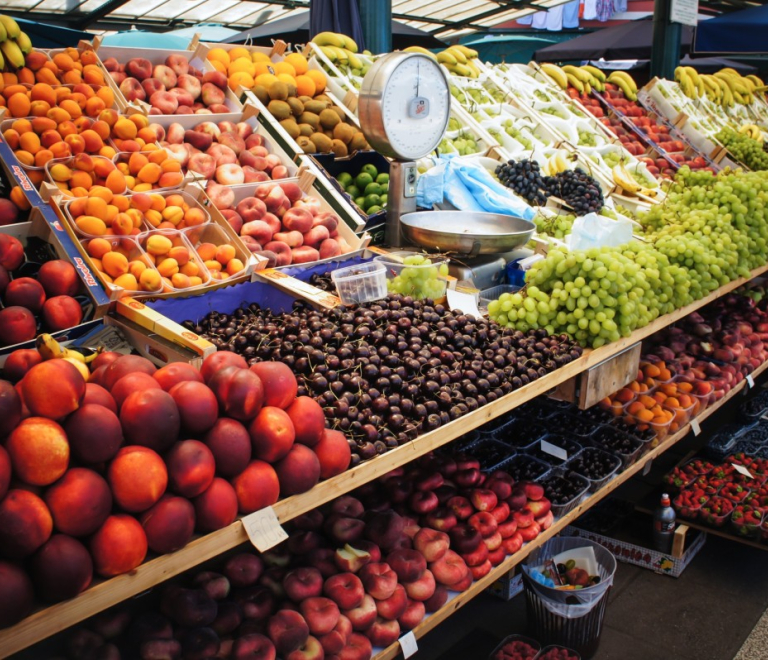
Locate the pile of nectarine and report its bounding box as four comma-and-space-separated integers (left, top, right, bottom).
207, 180, 354, 267
0, 234, 84, 347
103, 53, 232, 116
0, 351, 350, 628
150, 118, 293, 185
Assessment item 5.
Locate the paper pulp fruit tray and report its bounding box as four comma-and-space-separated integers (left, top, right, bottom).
92, 42, 243, 117
0, 207, 109, 361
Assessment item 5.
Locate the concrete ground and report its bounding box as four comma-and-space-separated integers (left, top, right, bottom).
419, 389, 768, 660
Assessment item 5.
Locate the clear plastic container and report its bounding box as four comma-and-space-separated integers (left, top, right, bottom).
539, 469, 590, 517
113, 150, 180, 192
374, 251, 449, 300
535, 645, 582, 660
468, 439, 516, 471
479, 284, 521, 307
476, 411, 517, 438
699, 496, 733, 527
331, 261, 388, 305
137, 229, 211, 293
672, 490, 707, 519
79, 236, 160, 296
495, 420, 549, 450
182, 224, 248, 282
526, 434, 582, 466
489, 634, 541, 660
731, 506, 764, 538
495, 454, 551, 483
565, 447, 622, 492
45, 155, 125, 198
719, 482, 751, 504
63, 196, 152, 240
589, 427, 643, 468
550, 412, 603, 440
663, 400, 697, 431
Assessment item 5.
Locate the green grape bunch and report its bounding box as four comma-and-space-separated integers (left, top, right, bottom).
716, 127, 768, 171
386, 254, 450, 301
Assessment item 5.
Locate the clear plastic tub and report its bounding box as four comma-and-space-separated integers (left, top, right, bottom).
699, 496, 733, 527
589, 427, 643, 468
548, 412, 602, 440
331, 261, 388, 305
45, 155, 125, 198
479, 284, 521, 307
536, 645, 582, 660
374, 251, 449, 301
137, 229, 211, 293
539, 469, 590, 517
673, 490, 708, 519
565, 447, 622, 492
526, 434, 582, 466
663, 400, 697, 431
79, 236, 159, 296
113, 150, 179, 192
719, 482, 751, 504
476, 411, 517, 438
731, 506, 764, 538
468, 439, 516, 471
490, 634, 541, 660
63, 196, 152, 240
495, 454, 551, 483
182, 224, 248, 282
495, 420, 549, 450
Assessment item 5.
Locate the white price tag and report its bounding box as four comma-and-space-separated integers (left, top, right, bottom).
691, 419, 701, 436
399, 631, 418, 659
732, 463, 756, 480
642, 459, 653, 476
446, 289, 482, 318
541, 439, 568, 462
241, 506, 288, 551
747, 374, 756, 388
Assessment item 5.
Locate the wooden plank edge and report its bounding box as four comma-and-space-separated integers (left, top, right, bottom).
3, 268, 768, 656
371, 357, 768, 660
658, 514, 767, 552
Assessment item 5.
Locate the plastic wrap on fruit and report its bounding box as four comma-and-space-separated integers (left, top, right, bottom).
568, 212, 633, 251
416, 157, 535, 220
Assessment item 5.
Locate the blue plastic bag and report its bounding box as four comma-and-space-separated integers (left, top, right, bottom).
417, 156, 535, 220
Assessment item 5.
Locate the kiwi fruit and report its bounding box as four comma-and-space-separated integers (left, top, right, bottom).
251, 85, 270, 106
319, 109, 341, 130
324, 129, 335, 139
298, 95, 314, 104
268, 81, 289, 101
267, 100, 292, 121
299, 123, 314, 137
311, 133, 333, 153
330, 139, 348, 158
287, 97, 304, 116
304, 100, 328, 115
298, 111, 319, 129
330, 107, 346, 121
296, 136, 317, 152
333, 122, 355, 144
280, 119, 301, 140
349, 132, 369, 152
314, 94, 332, 105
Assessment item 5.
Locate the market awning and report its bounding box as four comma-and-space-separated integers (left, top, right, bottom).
694, 4, 768, 54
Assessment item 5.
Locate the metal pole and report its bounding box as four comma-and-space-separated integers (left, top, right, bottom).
359, 0, 392, 54
650, 0, 683, 80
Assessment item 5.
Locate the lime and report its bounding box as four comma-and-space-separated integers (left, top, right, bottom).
337, 172, 353, 187
380, 194, 387, 205
355, 196, 367, 209
355, 172, 373, 189
367, 205, 383, 214
364, 193, 381, 209
364, 182, 382, 196
346, 185, 361, 199
376, 173, 389, 185
361, 164, 378, 178
379, 182, 389, 193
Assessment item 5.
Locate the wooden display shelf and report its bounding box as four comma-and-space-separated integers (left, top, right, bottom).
2, 264, 768, 657
372, 357, 768, 660
660, 516, 768, 552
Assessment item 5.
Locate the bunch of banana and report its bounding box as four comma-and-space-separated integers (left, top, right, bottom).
701, 74, 725, 105
539, 63, 568, 90
606, 71, 637, 101
713, 68, 756, 105
437, 45, 481, 78
35, 333, 102, 381
544, 150, 570, 176
739, 124, 763, 143
674, 66, 705, 100
402, 46, 437, 62
0, 15, 33, 71
311, 32, 370, 76
612, 162, 641, 195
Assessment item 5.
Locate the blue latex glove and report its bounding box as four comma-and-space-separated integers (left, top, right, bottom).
529, 569, 556, 588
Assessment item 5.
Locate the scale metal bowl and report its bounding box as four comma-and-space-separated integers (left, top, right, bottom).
399, 210, 535, 257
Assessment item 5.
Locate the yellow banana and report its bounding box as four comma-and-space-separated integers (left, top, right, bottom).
747, 74, 765, 89
64, 358, 90, 381
445, 47, 467, 64
562, 65, 591, 84
608, 73, 637, 101
437, 50, 457, 66
449, 62, 474, 78
612, 163, 640, 194
0, 15, 20, 40
0, 39, 24, 69
346, 50, 363, 70
581, 65, 605, 83
465, 60, 481, 78
312, 31, 348, 49
319, 45, 337, 62
0, 20, 7, 43
566, 73, 584, 93
36, 333, 101, 364
0, 49, 5, 70
403, 46, 437, 61
540, 63, 568, 90
607, 71, 637, 94
452, 44, 478, 59
329, 46, 348, 63
342, 36, 358, 53
15, 31, 31, 55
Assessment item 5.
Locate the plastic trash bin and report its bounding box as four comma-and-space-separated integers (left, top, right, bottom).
521, 537, 616, 659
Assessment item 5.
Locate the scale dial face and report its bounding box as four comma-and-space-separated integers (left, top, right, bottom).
359, 53, 451, 161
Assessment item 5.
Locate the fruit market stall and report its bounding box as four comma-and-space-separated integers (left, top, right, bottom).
4, 16, 768, 660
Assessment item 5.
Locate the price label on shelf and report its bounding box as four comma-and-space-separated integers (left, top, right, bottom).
747, 374, 756, 388
541, 439, 568, 462
642, 459, 653, 476
732, 463, 756, 480
242, 506, 288, 551
691, 419, 701, 436
399, 631, 418, 658
446, 289, 482, 318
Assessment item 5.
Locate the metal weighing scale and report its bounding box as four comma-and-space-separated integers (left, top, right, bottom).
357, 53, 535, 288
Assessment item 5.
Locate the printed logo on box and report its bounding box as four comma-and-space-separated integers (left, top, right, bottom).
129, 301, 145, 310
182, 331, 200, 341
11, 165, 34, 192
73, 256, 98, 288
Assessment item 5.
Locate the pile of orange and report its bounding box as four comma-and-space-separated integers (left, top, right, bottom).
47, 153, 126, 198
206, 47, 326, 96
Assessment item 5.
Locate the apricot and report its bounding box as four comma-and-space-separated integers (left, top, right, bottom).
90, 515, 148, 577
6, 417, 70, 486
166, 439, 216, 498
64, 403, 123, 465
0, 489, 53, 558
108, 445, 168, 513
31, 534, 93, 602
120, 389, 180, 452
140, 495, 196, 554
231, 460, 280, 514
194, 477, 238, 532
0, 561, 35, 627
